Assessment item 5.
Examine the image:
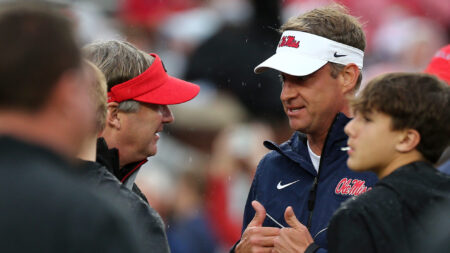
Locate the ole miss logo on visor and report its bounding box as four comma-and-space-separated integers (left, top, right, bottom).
278, 35, 300, 48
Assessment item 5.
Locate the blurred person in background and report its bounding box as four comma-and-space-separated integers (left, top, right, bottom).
0, 2, 144, 252
327, 73, 450, 253
83, 40, 200, 253
185, 0, 286, 126
206, 122, 275, 250
166, 169, 219, 253
77, 61, 108, 162
232, 4, 378, 253
424, 44, 450, 174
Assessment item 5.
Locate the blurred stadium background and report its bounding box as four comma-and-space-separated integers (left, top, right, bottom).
22, 0, 450, 252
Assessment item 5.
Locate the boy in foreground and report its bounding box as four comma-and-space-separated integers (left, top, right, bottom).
325, 73, 450, 253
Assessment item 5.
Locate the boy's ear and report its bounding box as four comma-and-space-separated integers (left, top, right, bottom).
339, 63, 359, 94
106, 102, 121, 130
396, 129, 421, 153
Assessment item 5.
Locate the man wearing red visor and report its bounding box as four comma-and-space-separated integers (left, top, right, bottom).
83, 40, 199, 252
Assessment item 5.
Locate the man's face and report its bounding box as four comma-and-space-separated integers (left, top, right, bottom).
280, 64, 345, 135
67, 66, 98, 154
344, 110, 400, 176
117, 103, 174, 164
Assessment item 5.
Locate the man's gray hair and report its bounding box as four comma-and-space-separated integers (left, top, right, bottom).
82, 40, 155, 112
118, 100, 140, 113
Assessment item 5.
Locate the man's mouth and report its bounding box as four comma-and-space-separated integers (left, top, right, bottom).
286, 106, 305, 115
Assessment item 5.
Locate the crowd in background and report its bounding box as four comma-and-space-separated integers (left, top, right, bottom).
29, 0, 449, 252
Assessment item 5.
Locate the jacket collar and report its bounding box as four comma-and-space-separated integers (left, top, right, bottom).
96, 137, 147, 187
264, 113, 350, 175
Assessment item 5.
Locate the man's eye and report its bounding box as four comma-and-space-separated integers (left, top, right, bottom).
363, 116, 372, 122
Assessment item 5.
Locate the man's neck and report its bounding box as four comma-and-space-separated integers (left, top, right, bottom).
77, 135, 97, 162
307, 132, 328, 156
307, 104, 352, 156
0, 111, 75, 159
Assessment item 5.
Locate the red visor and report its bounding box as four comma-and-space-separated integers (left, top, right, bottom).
425, 45, 450, 85
107, 53, 200, 104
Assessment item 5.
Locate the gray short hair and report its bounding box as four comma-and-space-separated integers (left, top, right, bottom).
83, 40, 154, 113
118, 100, 140, 113
82, 40, 154, 92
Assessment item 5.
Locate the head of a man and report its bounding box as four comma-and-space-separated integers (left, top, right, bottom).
345, 73, 450, 178
83, 41, 199, 167
0, 3, 94, 157
84, 60, 108, 134
254, 4, 365, 135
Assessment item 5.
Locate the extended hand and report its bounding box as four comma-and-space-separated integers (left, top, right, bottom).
272, 206, 314, 253
236, 200, 281, 253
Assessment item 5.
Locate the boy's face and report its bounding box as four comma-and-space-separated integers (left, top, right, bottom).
344, 110, 402, 177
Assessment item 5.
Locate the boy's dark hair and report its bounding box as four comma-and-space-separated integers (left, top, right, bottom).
0, 2, 80, 111
352, 73, 450, 163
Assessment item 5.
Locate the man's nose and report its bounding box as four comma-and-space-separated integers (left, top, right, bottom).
161, 105, 174, 124
344, 119, 355, 137
280, 81, 297, 102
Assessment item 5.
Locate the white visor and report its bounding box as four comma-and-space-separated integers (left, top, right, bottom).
255, 31, 364, 76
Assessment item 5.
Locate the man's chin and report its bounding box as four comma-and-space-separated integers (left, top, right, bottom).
347, 160, 367, 172
146, 146, 157, 157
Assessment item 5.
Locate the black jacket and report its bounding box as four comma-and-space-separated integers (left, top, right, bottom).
91, 138, 170, 253
328, 161, 450, 253
0, 136, 145, 253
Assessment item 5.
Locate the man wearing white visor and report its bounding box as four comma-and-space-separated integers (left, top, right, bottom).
232, 5, 377, 253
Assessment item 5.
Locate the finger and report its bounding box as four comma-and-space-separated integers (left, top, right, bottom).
247, 226, 281, 236
249, 235, 279, 247
248, 200, 266, 227
284, 206, 304, 229
250, 246, 273, 253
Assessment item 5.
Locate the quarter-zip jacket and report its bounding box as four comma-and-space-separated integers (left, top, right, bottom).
95, 138, 170, 253
234, 113, 378, 251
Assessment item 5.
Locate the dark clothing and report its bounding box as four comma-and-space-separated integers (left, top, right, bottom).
167, 211, 218, 253
232, 113, 378, 252
328, 161, 450, 253
94, 138, 170, 253
438, 159, 450, 174
0, 136, 144, 253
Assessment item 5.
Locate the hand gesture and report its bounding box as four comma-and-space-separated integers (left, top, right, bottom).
236, 200, 281, 253
272, 206, 314, 253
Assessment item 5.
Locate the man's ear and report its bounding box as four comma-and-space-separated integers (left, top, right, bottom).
396, 129, 421, 153
106, 102, 121, 130
339, 63, 359, 94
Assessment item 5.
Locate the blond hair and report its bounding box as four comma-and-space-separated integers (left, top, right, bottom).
85, 60, 107, 133
281, 4, 366, 90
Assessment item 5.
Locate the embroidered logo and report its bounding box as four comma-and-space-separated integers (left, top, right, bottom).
333, 52, 347, 58
335, 178, 371, 196
278, 36, 300, 48
277, 180, 300, 190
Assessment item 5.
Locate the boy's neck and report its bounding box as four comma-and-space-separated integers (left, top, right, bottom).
377, 151, 426, 179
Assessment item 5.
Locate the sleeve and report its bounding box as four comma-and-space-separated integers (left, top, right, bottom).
327, 208, 376, 253
229, 159, 263, 252
240, 159, 262, 234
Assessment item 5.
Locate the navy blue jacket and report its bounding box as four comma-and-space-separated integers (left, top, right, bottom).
235, 113, 378, 252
